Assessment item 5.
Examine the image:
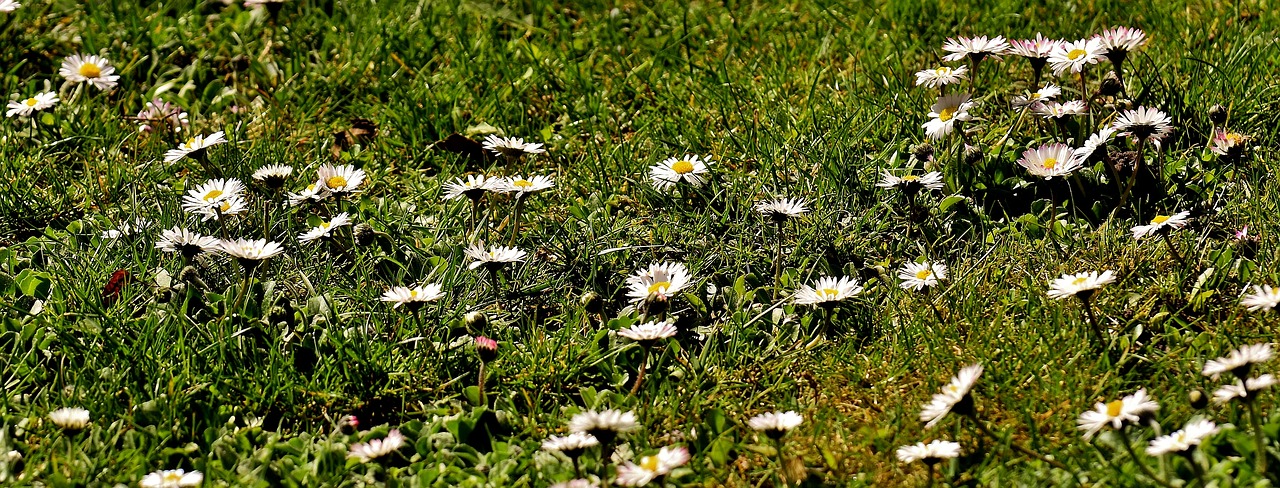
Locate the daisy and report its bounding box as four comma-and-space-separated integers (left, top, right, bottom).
155, 227, 220, 259
348, 429, 405, 463
625, 262, 692, 304
1017, 143, 1083, 179
568, 409, 638, 444
1210, 129, 1248, 159
914, 65, 969, 89
317, 163, 365, 194
482, 135, 547, 160
1095, 27, 1147, 67
59, 54, 120, 90
940, 35, 1009, 63
1213, 375, 1277, 404
465, 243, 527, 270
442, 174, 499, 201
793, 276, 863, 306
218, 238, 285, 268
615, 446, 690, 487
1032, 100, 1087, 119
252, 164, 293, 190
1075, 128, 1116, 162
6, 91, 58, 118
182, 178, 246, 219
1113, 106, 1174, 142
101, 219, 150, 239
542, 432, 600, 456
1202, 343, 1272, 380
380, 283, 444, 310
617, 321, 678, 345
136, 98, 189, 133
1146, 419, 1219, 456
298, 212, 353, 242
876, 171, 944, 194
898, 261, 947, 291
0, 0, 19, 12
287, 180, 330, 206
1008, 34, 1062, 67
923, 93, 973, 141
920, 364, 982, 428
896, 440, 962, 465
163, 132, 227, 163
1011, 84, 1061, 108
1048, 38, 1104, 76
1046, 270, 1116, 301
48, 407, 90, 431
194, 195, 248, 221
474, 335, 498, 361
650, 154, 712, 192
754, 197, 809, 223
139, 469, 204, 488
747, 411, 803, 439
1242, 285, 1280, 312
1076, 389, 1159, 439
497, 174, 555, 196
1130, 211, 1190, 239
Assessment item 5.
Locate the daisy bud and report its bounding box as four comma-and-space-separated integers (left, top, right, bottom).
910, 142, 935, 162
465, 310, 488, 329
1099, 71, 1123, 97
580, 291, 603, 314
1189, 390, 1208, 410
340, 414, 359, 434
963, 144, 984, 165
1208, 104, 1228, 125
179, 266, 208, 290
475, 336, 498, 362
352, 223, 375, 247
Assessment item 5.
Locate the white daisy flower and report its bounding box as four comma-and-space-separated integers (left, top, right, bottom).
568, 409, 639, 438
1242, 285, 1280, 312
442, 174, 499, 201
793, 276, 864, 306
940, 35, 1009, 63
218, 238, 285, 266
1210, 129, 1248, 158
1075, 128, 1116, 161
0, 0, 20, 12
100, 219, 150, 239
1032, 100, 1087, 119
465, 243, 527, 270
1046, 270, 1116, 301
877, 171, 945, 192
896, 440, 962, 465
317, 163, 366, 194
139, 469, 204, 488
898, 261, 947, 291
163, 132, 228, 163
155, 227, 220, 258
1113, 106, 1174, 142
1095, 27, 1147, 59
1008, 33, 1062, 62
1011, 84, 1061, 108
746, 411, 803, 439
298, 212, 353, 243
497, 174, 555, 196
287, 180, 330, 207
650, 154, 712, 192
617, 321, 678, 344
379, 283, 444, 309
136, 98, 188, 133
6, 91, 58, 118
1202, 343, 1272, 380
625, 262, 692, 304
193, 195, 248, 221
919, 364, 982, 428
1146, 419, 1219, 456
252, 164, 293, 189
181, 178, 245, 215
615, 446, 690, 487
482, 134, 547, 159
1017, 143, 1083, 179
923, 93, 973, 141
348, 429, 405, 463
1076, 389, 1159, 439
1048, 38, 1104, 76
1130, 211, 1190, 240
48, 407, 90, 431
1213, 375, 1277, 405
914, 65, 969, 88
754, 197, 809, 223
59, 54, 120, 90
541, 432, 600, 453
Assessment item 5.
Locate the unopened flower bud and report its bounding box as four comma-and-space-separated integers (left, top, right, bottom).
465, 310, 488, 329
580, 292, 603, 315
910, 143, 935, 162
963, 144, 984, 165
1189, 390, 1208, 410
475, 336, 498, 362
352, 223, 375, 247
1208, 104, 1228, 125
1099, 71, 1123, 97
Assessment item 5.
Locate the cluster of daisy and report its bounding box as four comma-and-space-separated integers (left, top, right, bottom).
44, 407, 203, 486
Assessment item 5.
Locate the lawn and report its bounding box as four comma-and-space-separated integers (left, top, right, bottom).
2, 0, 1280, 486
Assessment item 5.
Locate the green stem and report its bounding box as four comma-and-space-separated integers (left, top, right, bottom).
1081, 297, 1105, 345
629, 347, 650, 396
774, 221, 784, 300
477, 360, 487, 406
508, 195, 524, 246
1249, 400, 1268, 475
1161, 233, 1187, 266
1118, 138, 1145, 208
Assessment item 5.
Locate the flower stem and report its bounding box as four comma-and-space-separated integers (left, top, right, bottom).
508, 196, 524, 246
1118, 138, 1145, 207
477, 360, 487, 406
1160, 233, 1187, 266
1081, 297, 1105, 345
971, 417, 1072, 473
629, 347, 650, 396
1249, 400, 1268, 474
774, 220, 785, 300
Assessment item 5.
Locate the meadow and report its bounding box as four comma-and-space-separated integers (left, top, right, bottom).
2, 0, 1280, 486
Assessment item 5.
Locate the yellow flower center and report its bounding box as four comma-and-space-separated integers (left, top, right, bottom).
1225, 133, 1245, 144
1152, 215, 1171, 224
937, 108, 955, 122
409, 290, 418, 299
640, 455, 660, 472
915, 270, 932, 280
937, 67, 951, 75
219, 201, 231, 212
1072, 277, 1088, 285
162, 473, 184, 482
78, 62, 102, 78
648, 281, 671, 294
305, 184, 317, 192
1067, 49, 1087, 60
901, 175, 919, 181
326, 176, 348, 189
24, 98, 38, 107
1043, 158, 1058, 169
513, 179, 533, 188
202, 190, 224, 201
321, 222, 331, 229
671, 160, 695, 174
819, 288, 840, 298
1105, 399, 1124, 417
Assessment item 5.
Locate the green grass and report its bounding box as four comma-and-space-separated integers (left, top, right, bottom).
2, 0, 1280, 485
